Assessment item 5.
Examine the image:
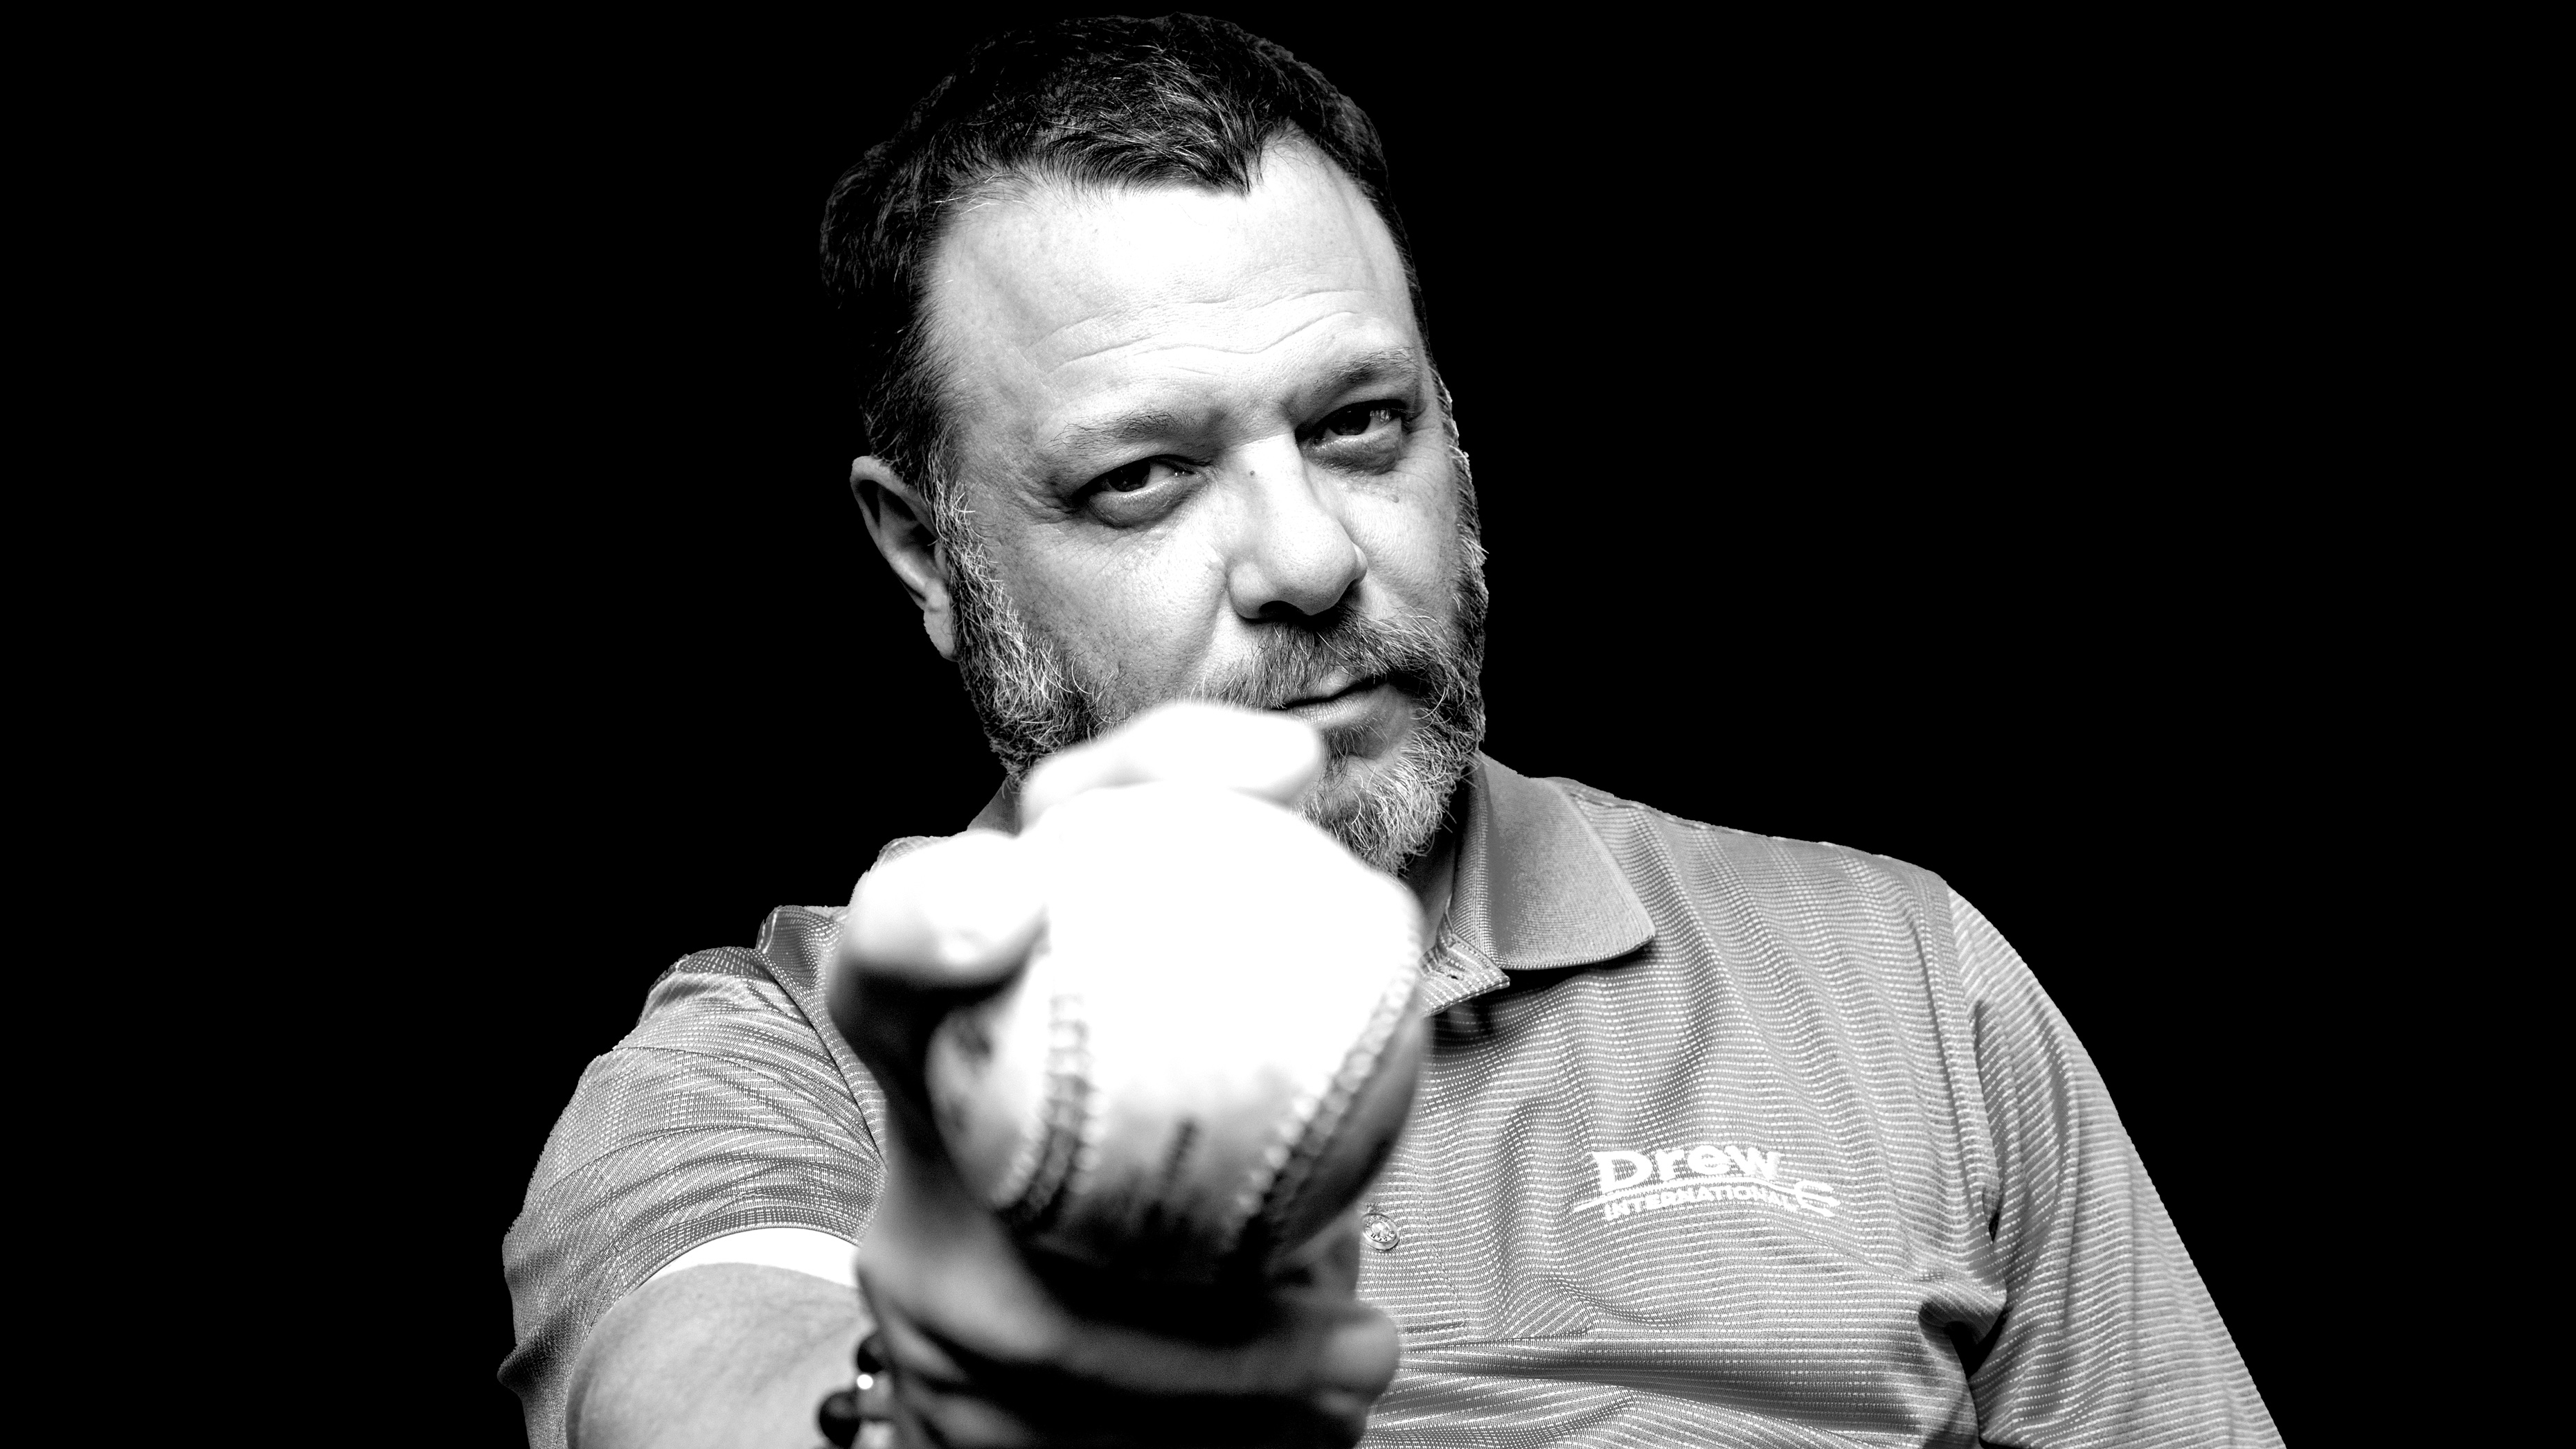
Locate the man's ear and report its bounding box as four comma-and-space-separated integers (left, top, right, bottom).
850, 456, 958, 660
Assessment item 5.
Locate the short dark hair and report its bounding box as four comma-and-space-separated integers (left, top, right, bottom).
819, 14, 1423, 515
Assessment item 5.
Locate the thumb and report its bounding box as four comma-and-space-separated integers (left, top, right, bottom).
828, 830, 1044, 1138
1019, 701, 1324, 828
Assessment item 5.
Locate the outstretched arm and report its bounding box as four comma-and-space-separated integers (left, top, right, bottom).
568, 1263, 864, 1448
551, 704, 1403, 1448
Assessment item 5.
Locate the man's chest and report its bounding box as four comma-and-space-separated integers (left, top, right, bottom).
1354, 948, 2005, 1440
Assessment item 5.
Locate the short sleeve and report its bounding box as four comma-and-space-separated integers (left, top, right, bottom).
1951, 894, 2278, 1447
500, 922, 887, 1449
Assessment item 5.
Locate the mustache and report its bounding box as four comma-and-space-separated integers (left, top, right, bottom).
1186, 607, 1469, 717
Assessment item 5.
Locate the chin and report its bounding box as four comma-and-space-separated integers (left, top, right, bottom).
1312, 713, 1411, 793
1301, 716, 1464, 878
1307, 747, 1386, 810
1316, 690, 1418, 762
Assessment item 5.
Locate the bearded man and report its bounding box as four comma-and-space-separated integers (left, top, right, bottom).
503, 15, 2276, 1448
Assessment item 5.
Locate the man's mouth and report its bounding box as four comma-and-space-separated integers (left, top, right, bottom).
1277, 673, 1380, 711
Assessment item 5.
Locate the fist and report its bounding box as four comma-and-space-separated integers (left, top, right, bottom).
832, 703, 1412, 1447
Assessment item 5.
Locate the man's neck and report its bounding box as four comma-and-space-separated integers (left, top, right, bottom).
1402, 820, 1460, 946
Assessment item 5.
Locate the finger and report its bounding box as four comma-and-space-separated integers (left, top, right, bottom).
829, 832, 1045, 1136
1019, 701, 1325, 828
868, 1290, 1056, 1449
888, 1373, 1050, 1449
1269, 1214, 1363, 1297
914, 1274, 1399, 1409
1042, 1288, 1395, 1407
867, 1236, 1395, 1445
842, 830, 1045, 984
1021, 1296, 1393, 1448
881, 1301, 1388, 1449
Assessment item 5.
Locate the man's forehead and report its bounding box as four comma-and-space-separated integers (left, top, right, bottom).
924, 145, 1418, 435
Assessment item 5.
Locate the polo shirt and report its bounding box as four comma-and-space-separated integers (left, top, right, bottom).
503, 756, 2275, 1447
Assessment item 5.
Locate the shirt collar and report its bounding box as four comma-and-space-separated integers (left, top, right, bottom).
954, 752, 1656, 1011
965, 788, 1015, 837
1416, 754, 1656, 1011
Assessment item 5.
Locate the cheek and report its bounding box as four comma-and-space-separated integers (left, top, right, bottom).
1348, 484, 1463, 612
1009, 531, 1233, 697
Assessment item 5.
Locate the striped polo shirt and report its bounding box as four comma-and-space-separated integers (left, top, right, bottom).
503, 756, 2276, 1447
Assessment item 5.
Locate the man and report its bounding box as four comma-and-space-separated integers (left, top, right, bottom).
505, 15, 2276, 1446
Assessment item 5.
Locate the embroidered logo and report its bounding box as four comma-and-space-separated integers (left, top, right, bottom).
1574, 1141, 1841, 1224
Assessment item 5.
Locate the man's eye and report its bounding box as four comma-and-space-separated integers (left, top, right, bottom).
1097, 460, 1155, 492
1316, 402, 1404, 440
1093, 458, 1186, 494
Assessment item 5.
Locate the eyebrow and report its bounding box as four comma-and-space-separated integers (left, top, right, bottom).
1056, 347, 1425, 453
1064, 406, 1192, 452
1307, 346, 1424, 405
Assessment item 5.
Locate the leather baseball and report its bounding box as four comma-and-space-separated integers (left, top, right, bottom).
925, 780, 1427, 1286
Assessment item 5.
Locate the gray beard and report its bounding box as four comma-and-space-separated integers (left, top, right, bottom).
942, 477, 1490, 878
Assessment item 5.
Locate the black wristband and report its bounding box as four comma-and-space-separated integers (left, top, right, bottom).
816, 1388, 862, 1447
817, 1331, 890, 1448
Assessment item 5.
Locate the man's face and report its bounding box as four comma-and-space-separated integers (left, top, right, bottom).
917, 143, 1486, 873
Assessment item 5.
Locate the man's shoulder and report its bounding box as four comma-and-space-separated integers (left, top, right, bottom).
643, 905, 844, 994
1532, 769, 1952, 909
622, 905, 852, 1058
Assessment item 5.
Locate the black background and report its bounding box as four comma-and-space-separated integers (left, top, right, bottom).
369, 9, 2372, 1441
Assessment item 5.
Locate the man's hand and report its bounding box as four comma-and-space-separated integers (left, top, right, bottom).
828, 703, 1403, 1447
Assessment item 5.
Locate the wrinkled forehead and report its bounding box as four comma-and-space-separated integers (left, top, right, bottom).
920, 143, 1420, 456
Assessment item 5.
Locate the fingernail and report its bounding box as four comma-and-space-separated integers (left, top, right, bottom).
1319, 1315, 1398, 1394
913, 835, 1042, 967
848, 833, 1043, 975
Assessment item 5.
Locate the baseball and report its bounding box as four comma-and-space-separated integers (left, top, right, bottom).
925, 779, 1428, 1286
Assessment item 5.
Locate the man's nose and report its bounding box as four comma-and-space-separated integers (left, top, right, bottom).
1223, 437, 1366, 621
